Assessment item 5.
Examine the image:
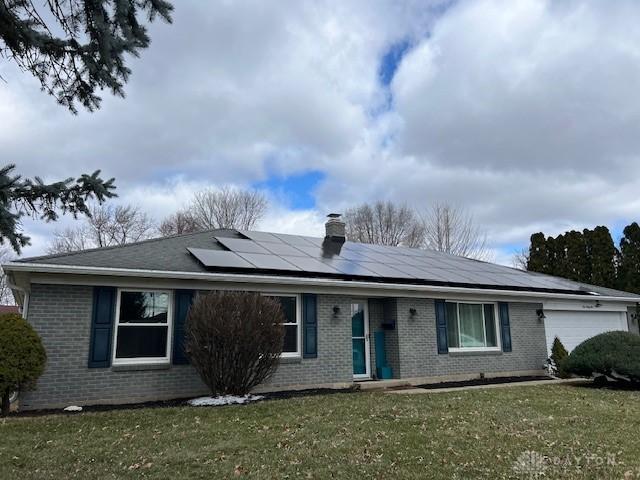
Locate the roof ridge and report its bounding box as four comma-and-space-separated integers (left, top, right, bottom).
17, 228, 229, 263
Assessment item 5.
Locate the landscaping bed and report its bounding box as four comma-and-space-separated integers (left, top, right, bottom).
2, 384, 640, 479
415, 374, 554, 390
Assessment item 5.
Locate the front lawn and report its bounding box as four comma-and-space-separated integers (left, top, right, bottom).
2, 384, 640, 479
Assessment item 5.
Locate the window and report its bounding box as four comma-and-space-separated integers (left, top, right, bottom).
264, 294, 301, 357
446, 301, 499, 351
113, 290, 172, 364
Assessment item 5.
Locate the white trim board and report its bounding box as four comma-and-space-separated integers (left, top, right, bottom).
5, 261, 639, 305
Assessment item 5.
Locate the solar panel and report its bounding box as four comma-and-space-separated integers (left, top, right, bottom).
188, 248, 255, 269
215, 237, 271, 254
239, 231, 283, 243
260, 242, 308, 257
287, 244, 324, 258
235, 253, 300, 271
185, 231, 606, 293
320, 259, 378, 276
358, 262, 415, 278
273, 233, 317, 246
280, 255, 343, 274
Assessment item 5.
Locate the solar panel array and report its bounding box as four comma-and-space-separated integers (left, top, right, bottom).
187, 230, 594, 292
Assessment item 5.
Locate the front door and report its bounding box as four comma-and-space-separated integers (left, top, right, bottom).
351, 302, 370, 379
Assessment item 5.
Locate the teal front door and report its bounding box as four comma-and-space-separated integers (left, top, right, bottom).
351, 302, 370, 379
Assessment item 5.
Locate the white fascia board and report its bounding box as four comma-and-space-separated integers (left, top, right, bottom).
4, 261, 640, 304
543, 299, 630, 312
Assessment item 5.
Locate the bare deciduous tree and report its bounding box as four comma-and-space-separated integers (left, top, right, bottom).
512, 248, 530, 270
0, 247, 15, 305
421, 203, 492, 260
185, 291, 284, 396
344, 201, 425, 248
158, 211, 200, 237
48, 204, 155, 254
188, 187, 268, 231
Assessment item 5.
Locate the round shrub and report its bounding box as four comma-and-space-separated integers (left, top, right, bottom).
185, 291, 285, 396
0, 313, 47, 416
564, 331, 640, 383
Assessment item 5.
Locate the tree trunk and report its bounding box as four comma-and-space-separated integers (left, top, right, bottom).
1, 391, 10, 417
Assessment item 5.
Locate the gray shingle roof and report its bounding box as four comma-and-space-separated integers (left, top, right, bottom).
16, 228, 640, 298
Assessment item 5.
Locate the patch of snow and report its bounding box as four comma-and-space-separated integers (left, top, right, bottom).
63, 406, 83, 412
187, 395, 264, 407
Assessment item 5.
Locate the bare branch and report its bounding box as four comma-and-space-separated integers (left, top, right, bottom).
344, 201, 425, 248
421, 203, 492, 261
187, 187, 268, 231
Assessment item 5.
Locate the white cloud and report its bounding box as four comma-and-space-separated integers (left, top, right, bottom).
7, 0, 640, 266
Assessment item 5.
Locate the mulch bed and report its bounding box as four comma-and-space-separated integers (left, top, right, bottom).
9, 387, 357, 417
413, 375, 554, 390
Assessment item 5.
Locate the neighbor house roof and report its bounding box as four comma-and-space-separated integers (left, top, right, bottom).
8, 229, 640, 300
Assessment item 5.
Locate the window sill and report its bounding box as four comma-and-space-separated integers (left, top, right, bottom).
279, 356, 302, 364
111, 362, 171, 372
448, 349, 503, 357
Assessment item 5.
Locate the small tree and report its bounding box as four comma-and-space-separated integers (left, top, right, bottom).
549, 337, 569, 378
185, 292, 285, 396
0, 313, 46, 416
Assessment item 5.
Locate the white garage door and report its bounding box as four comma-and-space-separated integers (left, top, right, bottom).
544, 310, 628, 355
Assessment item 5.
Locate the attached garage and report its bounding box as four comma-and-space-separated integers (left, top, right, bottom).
543, 301, 629, 354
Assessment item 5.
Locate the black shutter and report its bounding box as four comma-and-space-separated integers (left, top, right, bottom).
435, 299, 449, 354
173, 290, 194, 365
302, 294, 317, 358
88, 286, 116, 368
499, 302, 512, 352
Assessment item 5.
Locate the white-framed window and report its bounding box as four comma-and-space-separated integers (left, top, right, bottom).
262, 293, 301, 358
112, 289, 173, 365
446, 301, 501, 352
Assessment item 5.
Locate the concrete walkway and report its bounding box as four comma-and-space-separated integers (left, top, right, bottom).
385, 378, 588, 395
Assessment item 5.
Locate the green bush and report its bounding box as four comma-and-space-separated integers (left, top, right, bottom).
564, 331, 640, 384
550, 336, 570, 378
0, 313, 47, 415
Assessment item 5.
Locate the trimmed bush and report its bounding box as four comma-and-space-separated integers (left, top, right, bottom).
0, 313, 47, 416
185, 291, 285, 396
550, 336, 569, 378
564, 331, 640, 384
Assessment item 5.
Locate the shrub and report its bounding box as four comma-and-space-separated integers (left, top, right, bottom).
185, 291, 285, 396
0, 313, 47, 416
564, 331, 640, 384
549, 336, 570, 378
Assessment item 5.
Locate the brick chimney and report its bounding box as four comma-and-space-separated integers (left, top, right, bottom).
325, 213, 345, 243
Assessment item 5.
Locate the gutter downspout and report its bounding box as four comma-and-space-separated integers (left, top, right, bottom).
6, 275, 29, 319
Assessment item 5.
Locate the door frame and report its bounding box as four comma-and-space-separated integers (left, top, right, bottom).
351, 300, 371, 380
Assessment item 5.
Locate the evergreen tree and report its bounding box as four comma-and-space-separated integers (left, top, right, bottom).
564, 230, 590, 283
547, 235, 569, 278
0, 1, 173, 112
586, 226, 617, 288
0, 164, 116, 254
619, 222, 640, 294
527, 232, 548, 273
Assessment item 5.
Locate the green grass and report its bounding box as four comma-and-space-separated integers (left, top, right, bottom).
2, 384, 640, 479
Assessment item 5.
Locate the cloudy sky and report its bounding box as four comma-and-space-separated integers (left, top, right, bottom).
4, 0, 640, 264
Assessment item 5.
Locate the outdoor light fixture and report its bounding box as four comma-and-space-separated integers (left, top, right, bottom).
332, 306, 341, 318
409, 308, 417, 319
536, 309, 546, 322
595, 300, 602, 308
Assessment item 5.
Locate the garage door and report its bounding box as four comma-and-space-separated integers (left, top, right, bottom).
544, 310, 628, 355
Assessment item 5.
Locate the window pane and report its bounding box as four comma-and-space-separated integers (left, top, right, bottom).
484, 304, 497, 347
115, 325, 168, 358
446, 302, 459, 348
283, 324, 298, 353
459, 303, 485, 347
351, 304, 365, 338
120, 291, 168, 323
266, 296, 296, 324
